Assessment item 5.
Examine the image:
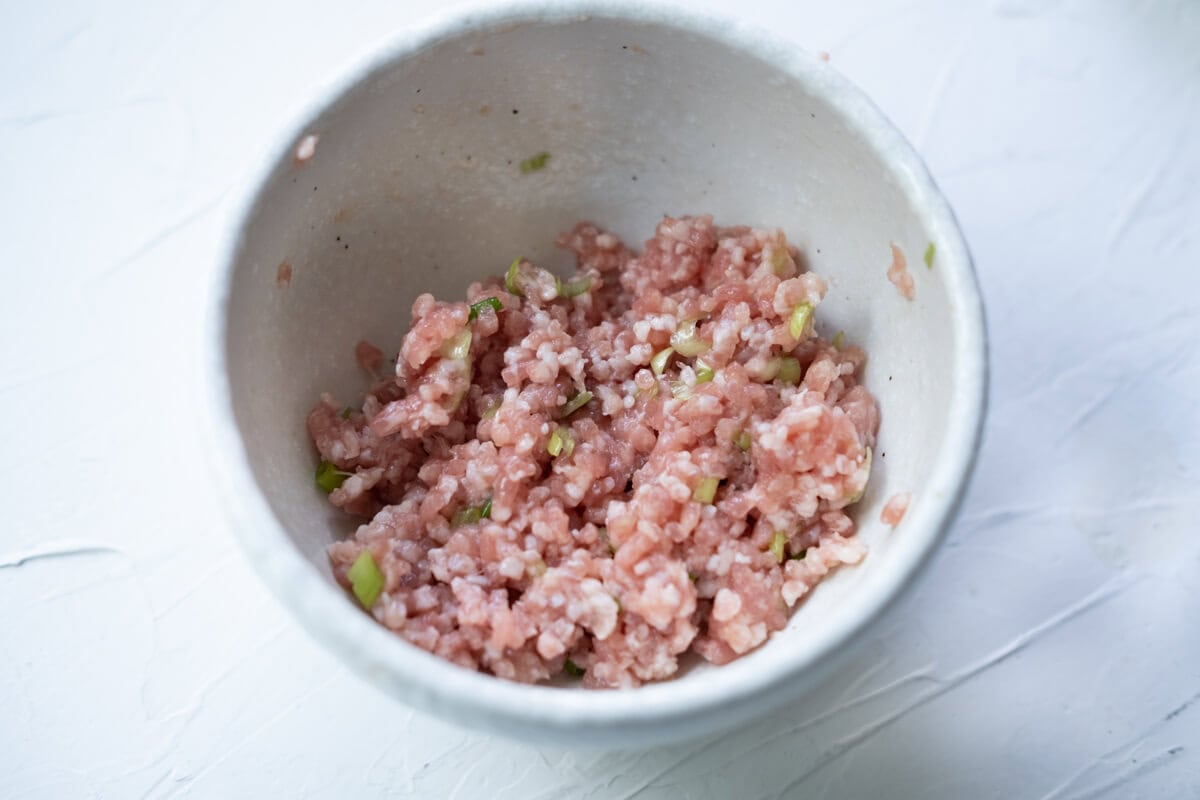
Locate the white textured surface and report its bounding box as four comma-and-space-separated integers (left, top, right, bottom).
2, 0, 1198, 797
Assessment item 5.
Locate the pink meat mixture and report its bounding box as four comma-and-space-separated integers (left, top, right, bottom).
881, 492, 911, 527
887, 243, 915, 301
308, 215, 880, 688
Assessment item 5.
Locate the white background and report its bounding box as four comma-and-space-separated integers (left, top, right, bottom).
3, 0, 1199, 797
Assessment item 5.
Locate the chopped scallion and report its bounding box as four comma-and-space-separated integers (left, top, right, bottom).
688, 571, 699, 583
558, 276, 592, 298
347, 549, 384, 609
453, 499, 492, 526
439, 329, 473, 360
547, 426, 575, 458
519, 151, 550, 173
468, 296, 502, 321
651, 347, 674, 376
694, 361, 715, 384
547, 428, 565, 456
564, 659, 585, 677
671, 319, 710, 357
769, 531, 787, 564
847, 448, 872, 504
315, 460, 349, 493
340, 406, 353, 419
924, 242, 936, 269
598, 526, 615, 554
481, 397, 501, 420
558, 389, 593, 418
832, 330, 846, 350
735, 430, 752, 452
452, 507, 480, 526
768, 246, 790, 276
669, 380, 691, 400
789, 303, 813, 339
693, 476, 719, 504
790, 548, 809, 561
777, 356, 801, 385
505, 257, 523, 295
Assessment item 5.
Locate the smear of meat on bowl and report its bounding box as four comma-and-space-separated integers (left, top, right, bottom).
307, 215, 881, 688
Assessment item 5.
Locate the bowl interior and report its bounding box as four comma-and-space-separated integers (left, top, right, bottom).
220, 8, 977, 742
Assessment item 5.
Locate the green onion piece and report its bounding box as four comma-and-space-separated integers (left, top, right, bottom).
847, 447, 873, 504
768, 246, 790, 276
832, 330, 846, 350
760, 357, 781, 381
671, 319, 710, 357
789, 303, 813, 339
452, 496, 492, 527
449, 392, 467, 413
558, 276, 592, 298
481, 397, 501, 420
777, 356, 801, 385
924, 242, 936, 269
790, 548, 809, 561
468, 296, 503, 321
598, 526, 616, 554
688, 571, 699, 583
347, 549, 384, 609
693, 476, 719, 504
453, 505, 484, 526
315, 460, 348, 493
769, 531, 787, 564
558, 390, 593, 418
735, 430, 752, 452
694, 361, 715, 384
563, 659, 585, 677
505, 257, 523, 296
669, 380, 691, 400
439, 328, 473, 360
651, 347, 674, 376
530, 558, 548, 577
547, 426, 574, 458
340, 406, 353, 419
447, 355, 472, 414
520, 151, 550, 173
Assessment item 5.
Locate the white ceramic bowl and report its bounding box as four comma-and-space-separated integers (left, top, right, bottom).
206, 1, 987, 748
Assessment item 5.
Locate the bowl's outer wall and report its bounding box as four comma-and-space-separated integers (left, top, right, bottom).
215, 7, 986, 747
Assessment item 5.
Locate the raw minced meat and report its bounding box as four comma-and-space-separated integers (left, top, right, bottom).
887, 242, 915, 300
308, 215, 881, 688
881, 492, 911, 527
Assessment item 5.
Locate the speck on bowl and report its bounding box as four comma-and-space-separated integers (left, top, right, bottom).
206, 1, 987, 748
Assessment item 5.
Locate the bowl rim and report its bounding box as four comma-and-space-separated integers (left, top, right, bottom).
203, 0, 988, 739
